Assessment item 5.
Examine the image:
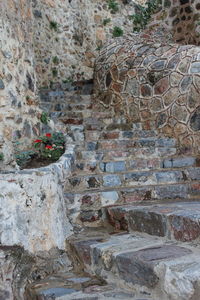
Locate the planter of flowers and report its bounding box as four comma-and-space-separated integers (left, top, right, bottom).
15, 132, 65, 169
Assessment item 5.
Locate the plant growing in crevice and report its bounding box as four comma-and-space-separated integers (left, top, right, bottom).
0, 153, 4, 161
130, 0, 162, 32
113, 26, 124, 37
108, 0, 119, 14
103, 18, 111, 26
52, 56, 59, 64
40, 112, 50, 125
52, 68, 58, 77
49, 21, 59, 31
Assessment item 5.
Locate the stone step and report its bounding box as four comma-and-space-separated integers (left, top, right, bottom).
65, 167, 200, 192
84, 129, 159, 141
75, 138, 177, 153
95, 137, 177, 151
105, 201, 200, 242
75, 147, 177, 161
73, 156, 198, 176
68, 231, 200, 300
26, 271, 148, 299
64, 183, 200, 225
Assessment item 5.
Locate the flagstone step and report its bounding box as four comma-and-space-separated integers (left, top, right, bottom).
26, 271, 150, 299
105, 201, 200, 242
75, 147, 177, 161
64, 184, 200, 226
68, 231, 200, 300
84, 129, 159, 141
65, 167, 200, 192
73, 138, 177, 153
72, 156, 198, 176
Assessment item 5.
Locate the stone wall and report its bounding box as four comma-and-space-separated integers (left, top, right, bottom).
148, 0, 200, 45
32, 0, 138, 88
0, 0, 45, 169
94, 0, 200, 153
0, 144, 74, 253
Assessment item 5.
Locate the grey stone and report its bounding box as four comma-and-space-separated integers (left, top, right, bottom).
103, 175, 121, 187
156, 138, 176, 147
124, 172, 149, 182
87, 142, 98, 151
154, 184, 188, 199
190, 62, 200, 73
150, 59, 166, 70
162, 157, 196, 168
23, 120, 31, 138
116, 245, 191, 288
186, 168, 200, 180
190, 107, 200, 131
100, 161, 126, 173
39, 287, 78, 297
2, 51, 12, 59
122, 131, 133, 138
33, 9, 42, 18
155, 171, 183, 183
180, 76, 192, 92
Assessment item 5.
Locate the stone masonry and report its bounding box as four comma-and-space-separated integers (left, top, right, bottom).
2, 0, 200, 299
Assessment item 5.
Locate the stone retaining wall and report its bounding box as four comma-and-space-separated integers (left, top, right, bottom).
0, 0, 46, 169
32, 0, 138, 88
0, 144, 75, 253
94, 0, 200, 153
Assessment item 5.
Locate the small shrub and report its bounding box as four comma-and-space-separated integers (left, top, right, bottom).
130, 0, 161, 32
52, 56, 59, 64
112, 26, 124, 37
62, 77, 73, 84
103, 18, 111, 26
108, 0, 119, 13
49, 21, 58, 31
0, 153, 4, 161
40, 112, 50, 125
52, 68, 58, 77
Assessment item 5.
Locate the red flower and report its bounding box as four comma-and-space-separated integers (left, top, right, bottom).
46, 133, 51, 137
34, 139, 42, 143
45, 145, 53, 149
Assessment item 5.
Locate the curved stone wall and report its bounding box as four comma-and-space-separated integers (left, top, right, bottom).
94, 0, 200, 153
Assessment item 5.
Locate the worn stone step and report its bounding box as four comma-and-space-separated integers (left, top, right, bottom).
26, 271, 141, 299
97, 137, 177, 151
68, 231, 200, 300
64, 183, 200, 225
105, 201, 200, 242
65, 167, 200, 192
75, 147, 177, 161
73, 156, 198, 176
85, 129, 158, 141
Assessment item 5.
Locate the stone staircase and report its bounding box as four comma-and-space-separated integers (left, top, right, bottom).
30, 85, 200, 299
54, 88, 200, 230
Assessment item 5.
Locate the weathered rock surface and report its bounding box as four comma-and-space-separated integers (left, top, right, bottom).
0, 145, 74, 253
68, 230, 200, 300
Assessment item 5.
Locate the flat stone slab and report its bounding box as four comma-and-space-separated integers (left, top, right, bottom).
106, 201, 200, 242
27, 272, 140, 299
68, 231, 200, 300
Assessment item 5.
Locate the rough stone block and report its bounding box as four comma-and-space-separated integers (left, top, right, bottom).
103, 175, 121, 187
162, 157, 196, 168
115, 245, 191, 288
100, 161, 126, 173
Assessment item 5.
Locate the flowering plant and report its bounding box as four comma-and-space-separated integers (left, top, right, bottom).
34, 132, 65, 161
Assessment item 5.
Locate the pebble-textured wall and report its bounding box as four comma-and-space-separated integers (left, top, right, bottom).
0, 0, 45, 169
32, 0, 138, 88
94, 0, 200, 153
